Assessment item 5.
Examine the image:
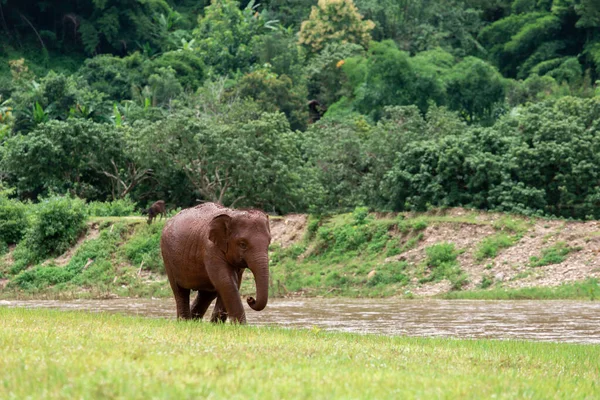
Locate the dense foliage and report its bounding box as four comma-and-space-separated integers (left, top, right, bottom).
1, 0, 600, 219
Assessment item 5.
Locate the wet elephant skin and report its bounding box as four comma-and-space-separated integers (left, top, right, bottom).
160, 202, 271, 323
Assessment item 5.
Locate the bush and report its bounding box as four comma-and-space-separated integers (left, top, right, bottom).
367, 262, 408, 287
22, 196, 87, 261
316, 218, 389, 258
421, 242, 468, 290
475, 233, 517, 261
479, 274, 494, 289
123, 222, 164, 273
13, 264, 73, 290
530, 242, 579, 267
0, 195, 29, 245
87, 197, 137, 217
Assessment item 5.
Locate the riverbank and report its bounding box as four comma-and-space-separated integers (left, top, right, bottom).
1, 208, 600, 300
1, 307, 598, 399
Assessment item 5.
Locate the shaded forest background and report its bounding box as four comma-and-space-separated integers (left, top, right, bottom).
1, 0, 600, 219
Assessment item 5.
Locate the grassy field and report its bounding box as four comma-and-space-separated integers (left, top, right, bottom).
0, 307, 599, 399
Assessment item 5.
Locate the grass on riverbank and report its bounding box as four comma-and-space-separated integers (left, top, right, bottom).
2, 207, 599, 300
441, 278, 600, 300
1, 307, 599, 399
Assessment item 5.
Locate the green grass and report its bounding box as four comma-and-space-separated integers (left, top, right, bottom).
530, 241, 581, 267
442, 278, 600, 300
1, 219, 171, 299
418, 243, 468, 290
474, 233, 518, 261
0, 308, 599, 399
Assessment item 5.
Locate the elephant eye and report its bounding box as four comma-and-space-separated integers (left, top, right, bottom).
239, 242, 248, 250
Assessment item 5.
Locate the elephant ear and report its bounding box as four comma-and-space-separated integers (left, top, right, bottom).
209, 214, 232, 253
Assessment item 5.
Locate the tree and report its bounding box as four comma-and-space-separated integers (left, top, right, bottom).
2, 119, 123, 199
233, 68, 308, 130
443, 56, 505, 123
130, 102, 315, 213
338, 40, 448, 120
193, 0, 273, 76
298, 0, 375, 55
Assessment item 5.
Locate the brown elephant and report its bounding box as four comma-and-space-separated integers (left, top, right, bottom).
160, 202, 271, 323
142, 200, 166, 224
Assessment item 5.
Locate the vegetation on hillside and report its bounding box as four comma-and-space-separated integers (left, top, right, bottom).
1, 0, 600, 220
1, 198, 598, 300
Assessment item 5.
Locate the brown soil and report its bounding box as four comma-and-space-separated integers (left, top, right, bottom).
390, 209, 600, 295
269, 214, 308, 248
50, 224, 101, 267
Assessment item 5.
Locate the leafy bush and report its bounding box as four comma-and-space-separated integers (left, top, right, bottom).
13, 264, 73, 290
421, 242, 467, 290
475, 234, 517, 260
123, 222, 164, 273
0, 195, 29, 245
386, 233, 424, 257
21, 196, 87, 261
366, 262, 408, 287
316, 215, 390, 258
530, 242, 579, 267
298, 0, 375, 54
87, 197, 137, 217
479, 274, 494, 289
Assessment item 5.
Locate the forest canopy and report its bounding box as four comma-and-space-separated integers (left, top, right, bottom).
1, 0, 600, 219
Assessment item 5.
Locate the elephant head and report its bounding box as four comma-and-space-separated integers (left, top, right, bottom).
208, 211, 271, 311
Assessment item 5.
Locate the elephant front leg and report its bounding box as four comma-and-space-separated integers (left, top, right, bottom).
210, 296, 228, 323
215, 280, 246, 324
210, 269, 244, 323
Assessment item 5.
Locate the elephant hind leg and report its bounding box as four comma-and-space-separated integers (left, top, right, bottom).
171, 283, 192, 320
191, 291, 217, 320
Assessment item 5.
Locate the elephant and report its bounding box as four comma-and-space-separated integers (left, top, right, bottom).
142, 200, 166, 224
160, 202, 271, 323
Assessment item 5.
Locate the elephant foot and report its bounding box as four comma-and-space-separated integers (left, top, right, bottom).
210, 310, 228, 323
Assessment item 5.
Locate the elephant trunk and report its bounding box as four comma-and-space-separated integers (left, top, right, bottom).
246, 255, 269, 311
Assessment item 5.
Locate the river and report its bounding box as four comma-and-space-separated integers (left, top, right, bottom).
1, 298, 599, 344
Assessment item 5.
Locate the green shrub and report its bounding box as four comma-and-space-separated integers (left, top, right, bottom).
425, 242, 459, 268
397, 218, 428, 233
123, 222, 164, 273
421, 242, 468, 290
352, 207, 370, 225
87, 197, 137, 217
367, 262, 409, 287
530, 242, 579, 267
23, 196, 87, 260
0, 196, 29, 245
475, 233, 517, 260
306, 215, 321, 240
13, 264, 74, 290
386, 232, 424, 257
10, 243, 38, 275
325, 271, 349, 287
479, 274, 494, 289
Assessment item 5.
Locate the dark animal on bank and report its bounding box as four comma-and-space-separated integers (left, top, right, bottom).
142, 200, 166, 224
160, 202, 271, 323
308, 99, 327, 123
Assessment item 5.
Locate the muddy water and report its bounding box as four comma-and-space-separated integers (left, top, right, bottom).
1, 298, 599, 344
